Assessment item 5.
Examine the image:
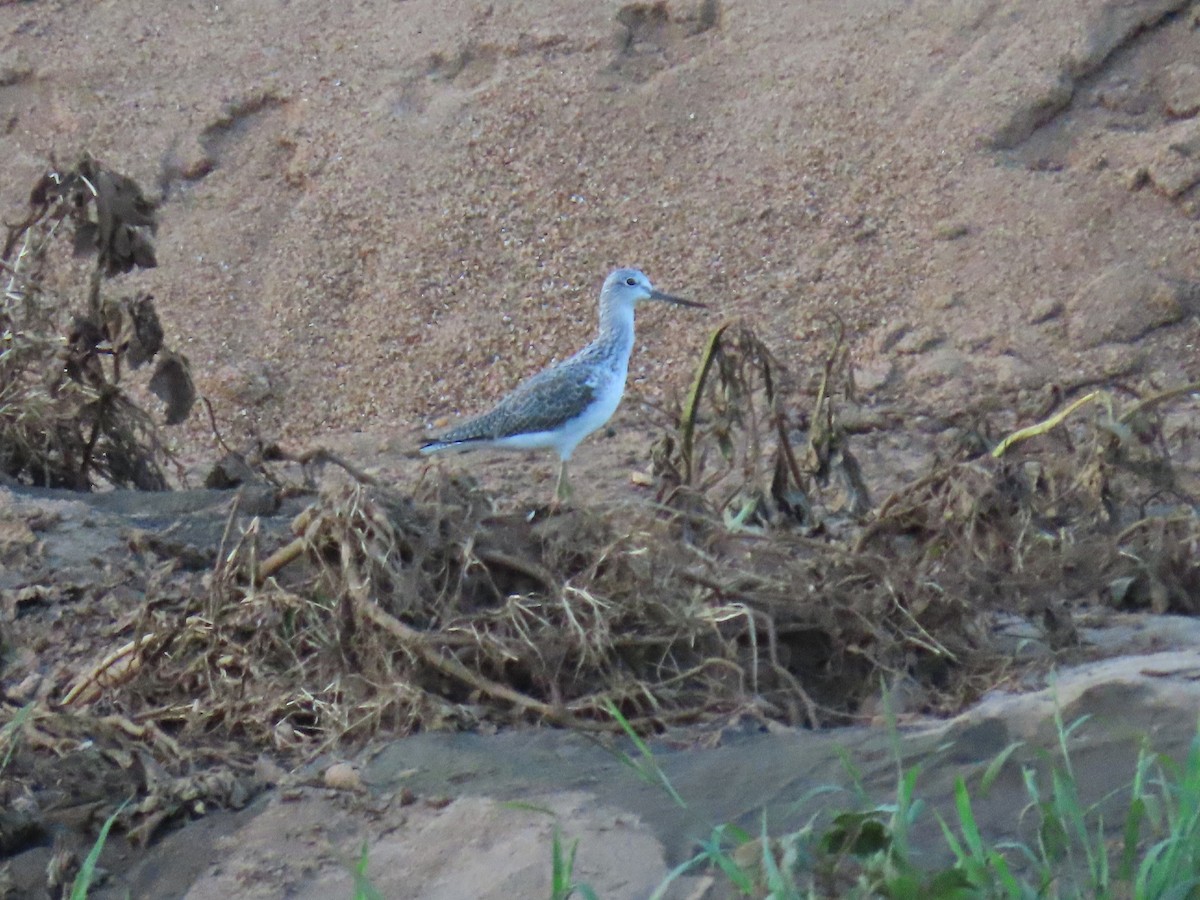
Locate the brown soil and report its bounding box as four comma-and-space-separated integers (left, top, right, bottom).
3, 0, 1200, 897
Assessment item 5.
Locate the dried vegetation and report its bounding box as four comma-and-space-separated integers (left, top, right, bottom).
0, 154, 193, 490
22, 327, 1199, 779
3, 194, 1200, 846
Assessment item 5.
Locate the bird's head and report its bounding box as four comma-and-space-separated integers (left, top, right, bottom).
601, 268, 705, 311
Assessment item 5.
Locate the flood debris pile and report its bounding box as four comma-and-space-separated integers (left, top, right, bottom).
46, 331, 1191, 764
0, 155, 194, 490
3, 322, 1200, 857
655, 321, 873, 533
856, 385, 1200, 630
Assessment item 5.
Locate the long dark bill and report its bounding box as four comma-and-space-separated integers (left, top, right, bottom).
648, 288, 706, 309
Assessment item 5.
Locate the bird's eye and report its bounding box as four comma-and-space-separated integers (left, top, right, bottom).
625, 277, 637, 286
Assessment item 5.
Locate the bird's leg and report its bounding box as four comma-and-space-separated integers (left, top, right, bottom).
553, 458, 573, 506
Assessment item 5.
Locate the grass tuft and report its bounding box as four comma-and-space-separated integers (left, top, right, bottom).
574, 703, 1200, 899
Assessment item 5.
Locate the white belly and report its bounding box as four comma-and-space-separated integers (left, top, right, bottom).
491, 366, 626, 460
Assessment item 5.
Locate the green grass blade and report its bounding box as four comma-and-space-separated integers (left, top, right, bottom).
889, 763, 924, 860
698, 827, 756, 894
70, 799, 129, 900
757, 811, 801, 899
350, 840, 386, 900
0, 701, 34, 774
834, 744, 868, 804
988, 850, 1024, 898
648, 851, 708, 900
1119, 796, 1146, 884
953, 777, 986, 862
548, 826, 598, 900
979, 741, 1023, 796
601, 699, 687, 809
550, 827, 575, 900
935, 809, 968, 864
710, 850, 755, 894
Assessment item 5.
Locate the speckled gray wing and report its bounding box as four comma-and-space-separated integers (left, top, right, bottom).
423, 358, 599, 448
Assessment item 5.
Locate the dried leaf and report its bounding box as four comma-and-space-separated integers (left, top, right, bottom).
149, 351, 195, 425
69, 155, 159, 276
64, 316, 106, 385
126, 294, 164, 369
